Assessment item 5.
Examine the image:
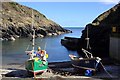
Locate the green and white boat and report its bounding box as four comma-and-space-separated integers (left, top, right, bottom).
25, 10, 48, 76
25, 30, 48, 76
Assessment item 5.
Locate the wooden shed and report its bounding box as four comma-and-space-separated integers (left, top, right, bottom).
110, 26, 120, 62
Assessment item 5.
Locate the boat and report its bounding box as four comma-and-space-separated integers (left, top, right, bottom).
25, 10, 48, 77
69, 26, 102, 75
69, 48, 101, 72
25, 50, 48, 76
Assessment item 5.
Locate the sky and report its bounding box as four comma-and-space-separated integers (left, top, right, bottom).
18, 2, 118, 27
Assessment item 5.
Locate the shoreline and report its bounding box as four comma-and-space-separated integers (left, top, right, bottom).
1, 61, 120, 80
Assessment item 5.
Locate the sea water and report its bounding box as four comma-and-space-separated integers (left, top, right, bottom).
2, 27, 84, 66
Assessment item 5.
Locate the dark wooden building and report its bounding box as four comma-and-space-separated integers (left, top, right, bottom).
110, 26, 120, 62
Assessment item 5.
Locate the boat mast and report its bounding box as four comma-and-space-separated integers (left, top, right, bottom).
32, 10, 35, 51
32, 29, 35, 51
86, 26, 91, 50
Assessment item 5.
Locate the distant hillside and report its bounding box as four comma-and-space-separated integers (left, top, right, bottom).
0, 2, 70, 41
78, 3, 120, 57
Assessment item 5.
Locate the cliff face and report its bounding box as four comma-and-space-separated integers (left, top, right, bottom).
78, 3, 120, 57
0, 2, 70, 40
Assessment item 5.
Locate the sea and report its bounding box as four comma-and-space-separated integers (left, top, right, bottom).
2, 27, 84, 66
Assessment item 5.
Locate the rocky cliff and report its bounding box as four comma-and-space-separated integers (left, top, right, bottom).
0, 2, 70, 41
78, 3, 120, 57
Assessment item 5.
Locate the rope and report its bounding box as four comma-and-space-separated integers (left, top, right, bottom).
18, 62, 25, 68
17, 44, 30, 68
86, 26, 91, 50
82, 48, 93, 58
86, 38, 91, 50
26, 44, 30, 51
44, 42, 47, 50
72, 64, 96, 71
100, 62, 113, 78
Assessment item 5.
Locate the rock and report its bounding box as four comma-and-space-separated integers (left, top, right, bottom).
9, 36, 16, 41
48, 33, 52, 36
0, 38, 4, 41
13, 35, 20, 38
37, 34, 44, 38
53, 33, 57, 36
1, 2, 71, 41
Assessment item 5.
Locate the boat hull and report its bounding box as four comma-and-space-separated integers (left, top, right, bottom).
71, 58, 100, 71
69, 55, 101, 71
25, 59, 48, 74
